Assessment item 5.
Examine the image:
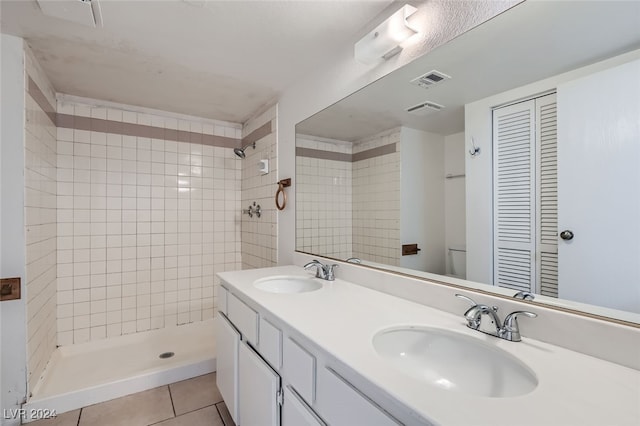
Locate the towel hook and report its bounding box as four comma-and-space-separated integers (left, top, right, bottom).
469, 137, 480, 157
275, 178, 291, 211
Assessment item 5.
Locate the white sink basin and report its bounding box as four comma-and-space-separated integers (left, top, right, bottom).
372, 326, 538, 398
253, 276, 322, 294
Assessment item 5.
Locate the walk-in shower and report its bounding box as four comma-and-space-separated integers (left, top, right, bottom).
24, 321, 215, 421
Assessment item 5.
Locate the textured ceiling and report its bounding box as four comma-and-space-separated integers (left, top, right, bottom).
0, 0, 393, 123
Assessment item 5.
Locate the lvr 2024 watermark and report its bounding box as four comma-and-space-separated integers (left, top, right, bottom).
3, 408, 57, 420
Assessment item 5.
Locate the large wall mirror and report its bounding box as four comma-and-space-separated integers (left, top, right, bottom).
295, 1, 640, 324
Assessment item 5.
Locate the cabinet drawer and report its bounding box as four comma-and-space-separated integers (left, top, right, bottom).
218, 285, 228, 315
259, 317, 282, 370
283, 386, 326, 426
317, 367, 400, 426
227, 293, 258, 346
283, 337, 316, 404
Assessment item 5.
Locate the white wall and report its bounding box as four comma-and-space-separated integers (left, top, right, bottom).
444, 132, 466, 277
1, 34, 28, 425
465, 49, 640, 285
277, 0, 522, 265
400, 128, 444, 273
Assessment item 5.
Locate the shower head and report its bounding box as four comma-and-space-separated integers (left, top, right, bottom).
234, 147, 246, 159
234, 142, 255, 159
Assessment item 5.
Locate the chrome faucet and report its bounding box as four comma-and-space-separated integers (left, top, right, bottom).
501, 311, 538, 342
513, 291, 535, 301
304, 260, 338, 281
455, 294, 537, 342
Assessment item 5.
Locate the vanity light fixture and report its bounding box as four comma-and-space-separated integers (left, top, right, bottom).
354, 4, 418, 65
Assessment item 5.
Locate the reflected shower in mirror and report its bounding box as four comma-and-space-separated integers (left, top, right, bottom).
295, 1, 640, 322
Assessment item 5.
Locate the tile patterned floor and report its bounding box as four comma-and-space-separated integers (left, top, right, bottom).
30, 373, 235, 426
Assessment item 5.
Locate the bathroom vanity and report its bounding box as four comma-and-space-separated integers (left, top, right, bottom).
216, 265, 639, 426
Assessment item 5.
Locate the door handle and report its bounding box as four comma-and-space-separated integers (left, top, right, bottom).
560, 230, 574, 241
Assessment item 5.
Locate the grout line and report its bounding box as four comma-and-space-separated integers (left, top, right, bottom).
167, 385, 177, 418
147, 404, 220, 426
175, 403, 217, 417
214, 403, 230, 426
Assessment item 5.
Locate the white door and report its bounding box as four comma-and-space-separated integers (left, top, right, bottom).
216, 313, 240, 424
238, 340, 281, 426
493, 99, 537, 293
493, 94, 559, 296
282, 386, 325, 426
557, 59, 640, 313
535, 94, 559, 298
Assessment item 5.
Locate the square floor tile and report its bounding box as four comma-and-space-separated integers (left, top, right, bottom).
154, 405, 223, 426
79, 386, 174, 426
169, 373, 222, 415
30, 409, 80, 426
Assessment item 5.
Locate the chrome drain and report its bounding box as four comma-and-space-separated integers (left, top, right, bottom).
159, 352, 175, 359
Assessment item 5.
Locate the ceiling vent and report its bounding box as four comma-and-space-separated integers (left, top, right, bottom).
406, 101, 445, 115
410, 70, 451, 89
37, 0, 103, 28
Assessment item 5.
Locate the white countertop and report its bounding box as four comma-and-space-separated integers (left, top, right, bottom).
218, 265, 640, 426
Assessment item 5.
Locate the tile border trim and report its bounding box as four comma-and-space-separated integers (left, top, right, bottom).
296, 142, 397, 163
28, 76, 56, 125
28, 76, 242, 149
352, 143, 397, 162
57, 113, 241, 149
295, 147, 353, 162
242, 121, 272, 146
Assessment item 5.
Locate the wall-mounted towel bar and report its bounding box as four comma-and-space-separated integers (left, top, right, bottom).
445, 173, 465, 179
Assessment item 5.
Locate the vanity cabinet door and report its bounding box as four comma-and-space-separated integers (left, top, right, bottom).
317, 367, 401, 426
216, 313, 240, 424
238, 340, 281, 426
283, 386, 325, 426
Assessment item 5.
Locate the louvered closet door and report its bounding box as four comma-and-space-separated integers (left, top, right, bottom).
535, 94, 558, 297
493, 100, 536, 293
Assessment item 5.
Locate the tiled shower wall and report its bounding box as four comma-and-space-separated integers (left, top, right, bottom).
24, 47, 58, 391
55, 98, 242, 345
296, 136, 353, 259
352, 129, 401, 266
240, 105, 278, 269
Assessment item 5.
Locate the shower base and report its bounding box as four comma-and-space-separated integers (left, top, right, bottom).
23, 319, 215, 422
